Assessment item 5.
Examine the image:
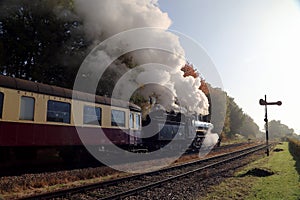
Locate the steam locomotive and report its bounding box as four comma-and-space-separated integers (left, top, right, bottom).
0, 75, 212, 162
141, 108, 213, 152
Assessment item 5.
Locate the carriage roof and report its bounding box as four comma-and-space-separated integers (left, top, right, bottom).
0, 75, 141, 112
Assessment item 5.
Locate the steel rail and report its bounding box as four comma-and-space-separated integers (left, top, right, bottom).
19, 143, 269, 200
99, 144, 269, 200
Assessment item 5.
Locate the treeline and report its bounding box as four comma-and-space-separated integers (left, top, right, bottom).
268, 120, 295, 139
208, 86, 261, 140
210, 89, 296, 141
182, 64, 260, 140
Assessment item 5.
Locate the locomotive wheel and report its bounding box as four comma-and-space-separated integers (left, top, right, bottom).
192, 137, 203, 149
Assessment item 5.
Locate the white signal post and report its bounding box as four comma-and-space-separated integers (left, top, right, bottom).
259, 95, 282, 156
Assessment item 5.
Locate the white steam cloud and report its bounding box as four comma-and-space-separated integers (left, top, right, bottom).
74, 0, 209, 115
75, 0, 171, 40
198, 130, 219, 158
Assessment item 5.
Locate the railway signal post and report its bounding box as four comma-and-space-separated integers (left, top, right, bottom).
259, 95, 282, 156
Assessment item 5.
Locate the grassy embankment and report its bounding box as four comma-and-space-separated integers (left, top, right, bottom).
199, 142, 300, 200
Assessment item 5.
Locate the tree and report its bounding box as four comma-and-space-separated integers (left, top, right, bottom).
181, 63, 198, 78
181, 63, 209, 95
208, 87, 227, 136
181, 64, 264, 140
208, 88, 262, 140
227, 97, 244, 137
239, 114, 259, 138
0, 0, 88, 87
269, 120, 294, 139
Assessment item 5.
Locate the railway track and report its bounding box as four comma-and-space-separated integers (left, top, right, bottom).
19, 143, 271, 200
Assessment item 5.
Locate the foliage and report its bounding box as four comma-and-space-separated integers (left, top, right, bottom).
227, 97, 244, 137
181, 63, 198, 78
96, 55, 139, 97
209, 87, 263, 140
180, 63, 259, 140
239, 114, 260, 138
0, 0, 88, 88
268, 120, 294, 139
288, 137, 300, 159
180, 63, 209, 95
208, 86, 228, 137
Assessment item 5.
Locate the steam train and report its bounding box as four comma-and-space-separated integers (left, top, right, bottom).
0, 75, 213, 162
141, 109, 213, 152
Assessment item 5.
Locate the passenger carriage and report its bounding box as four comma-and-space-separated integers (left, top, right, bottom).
0, 75, 141, 161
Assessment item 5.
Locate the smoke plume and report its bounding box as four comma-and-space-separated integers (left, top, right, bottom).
74, 0, 209, 115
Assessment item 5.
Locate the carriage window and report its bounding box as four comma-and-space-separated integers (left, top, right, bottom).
135, 114, 141, 129
111, 110, 125, 127
0, 92, 4, 118
129, 113, 134, 128
83, 106, 101, 125
47, 100, 71, 124
20, 96, 35, 120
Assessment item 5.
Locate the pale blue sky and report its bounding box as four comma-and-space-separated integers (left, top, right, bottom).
158, 0, 300, 133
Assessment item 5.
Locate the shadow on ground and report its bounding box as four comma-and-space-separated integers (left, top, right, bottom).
238, 168, 274, 177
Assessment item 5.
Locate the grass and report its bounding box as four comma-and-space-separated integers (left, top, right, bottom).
198, 142, 300, 200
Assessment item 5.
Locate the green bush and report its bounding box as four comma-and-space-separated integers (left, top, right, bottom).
288, 138, 300, 159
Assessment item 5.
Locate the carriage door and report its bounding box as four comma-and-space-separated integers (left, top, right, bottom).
129, 112, 135, 145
